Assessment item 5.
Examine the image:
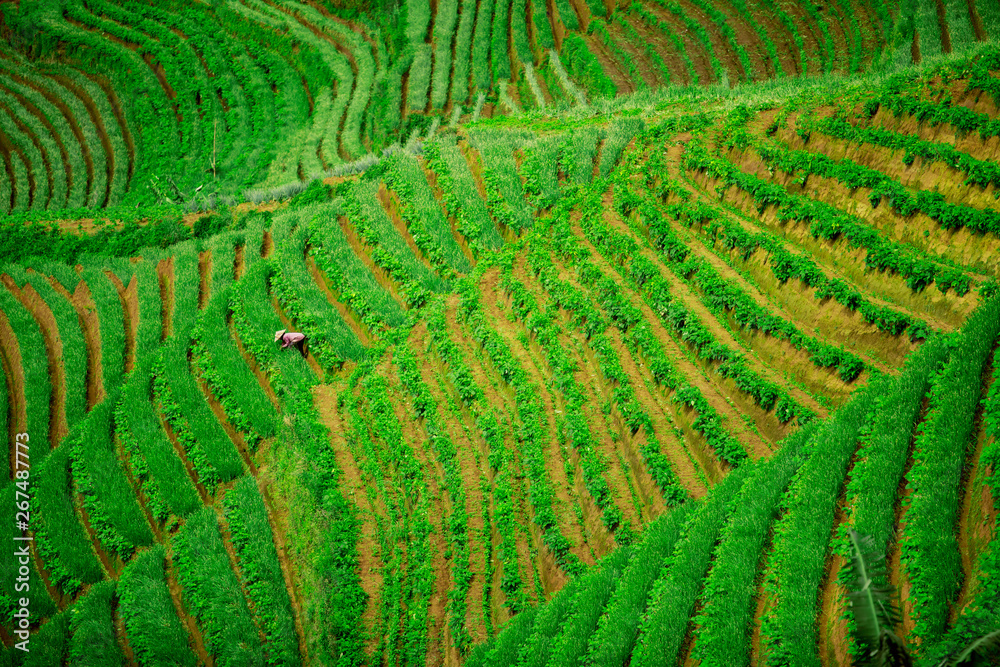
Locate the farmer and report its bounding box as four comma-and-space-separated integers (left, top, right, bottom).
274, 329, 306, 354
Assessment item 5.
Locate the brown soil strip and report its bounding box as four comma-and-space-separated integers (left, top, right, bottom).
312, 383, 380, 655
226, 315, 280, 410
338, 215, 408, 308
3, 277, 67, 448
48, 72, 114, 206
305, 254, 373, 346
640, 0, 716, 83
198, 250, 211, 310
582, 32, 635, 95
155, 396, 212, 505
195, 371, 256, 475
104, 271, 138, 375
256, 471, 310, 664
234, 242, 246, 282
937, 0, 953, 53
676, 0, 745, 81
157, 258, 174, 342
377, 183, 438, 272
262, 230, 275, 259
112, 425, 163, 543
111, 594, 137, 665
29, 535, 67, 610
0, 302, 29, 450
164, 540, 214, 666
968, 0, 987, 41
85, 71, 135, 190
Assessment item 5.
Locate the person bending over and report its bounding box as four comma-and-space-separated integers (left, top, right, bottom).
274, 329, 306, 355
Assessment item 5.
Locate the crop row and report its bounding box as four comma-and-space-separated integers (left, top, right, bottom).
453, 282, 587, 576
0, 282, 51, 443
173, 507, 264, 666
578, 188, 813, 425
116, 360, 202, 520
223, 475, 301, 665
683, 137, 968, 294
900, 296, 1000, 646
630, 464, 753, 667
393, 344, 476, 650
543, 193, 748, 466
759, 376, 880, 666
755, 137, 1000, 248
616, 183, 875, 378
690, 425, 815, 666
423, 138, 505, 254
500, 267, 632, 536
524, 244, 688, 503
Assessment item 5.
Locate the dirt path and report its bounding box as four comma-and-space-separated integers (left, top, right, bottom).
227, 316, 280, 410
3, 277, 67, 448
104, 270, 137, 375
155, 396, 212, 505
73, 487, 119, 580
62, 277, 105, 408
112, 594, 137, 665
377, 183, 439, 273
196, 373, 257, 475
214, 501, 269, 646
305, 254, 373, 346
338, 215, 409, 308
164, 540, 214, 666
0, 306, 29, 449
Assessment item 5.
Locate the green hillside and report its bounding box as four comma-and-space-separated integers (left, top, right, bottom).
2, 0, 1000, 665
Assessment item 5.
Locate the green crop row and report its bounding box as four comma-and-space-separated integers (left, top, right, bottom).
455, 281, 586, 575
68, 580, 124, 667
341, 180, 449, 307
17, 607, 70, 666
0, 284, 50, 444
832, 337, 944, 660
543, 546, 634, 666
759, 376, 881, 666
451, 0, 478, 106
384, 153, 473, 276
597, 118, 644, 179
920, 341, 1000, 662
152, 343, 243, 491
612, 14, 672, 85
631, 464, 752, 667
173, 507, 264, 666
560, 34, 615, 99
1, 481, 58, 626
470, 130, 536, 231
617, 185, 872, 380
118, 545, 197, 667
307, 213, 407, 331
525, 244, 688, 503
577, 190, 812, 425
901, 296, 1000, 647
629, 4, 698, 84
812, 114, 1000, 190
690, 425, 814, 666
360, 370, 436, 664
269, 223, 364, 370
722, 0, 783, 77
0, 87, 51, 210
501, 269, 631, 536
171, 241, 201, 340
430, 0, 459, 109
223, 475, 301, 665
471, 0, 496, 90
586, 503, 693, 665
866, 89, 1000, 139
558, 127, 603, 185
393, 344, 475, 652
755, 137, 1000, 252
491, 0, 512, 81
649, 0, 724, 81
588, 19, 645, 92
683, 137, 968, 295
518, 135, 562, 207
117, 360, 201, 519
531, 0, 554, 51
69, 395, 153, 560
192, 294, 278, 449
134, 260, 162, 365
655, 173, 932, 340
31, 442, 103, 596
424, 138, 504, 253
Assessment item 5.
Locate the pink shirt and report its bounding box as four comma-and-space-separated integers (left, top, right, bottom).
280, 332, 306, 348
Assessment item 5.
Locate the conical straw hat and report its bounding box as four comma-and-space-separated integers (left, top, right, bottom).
274, 329, 287, 342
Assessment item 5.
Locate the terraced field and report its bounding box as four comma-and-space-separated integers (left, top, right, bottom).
4, 0, 990, 217
2, 0, 1000, 666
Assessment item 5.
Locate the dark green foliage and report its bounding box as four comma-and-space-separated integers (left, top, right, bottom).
561, 34, 615, 99
68, 581, 124, 667
118, 546, 197, 667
